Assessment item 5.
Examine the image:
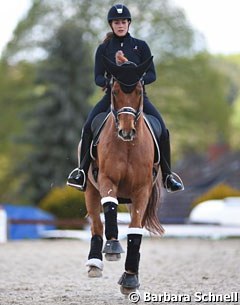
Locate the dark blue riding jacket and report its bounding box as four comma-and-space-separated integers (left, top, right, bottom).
95, 33, 156, 88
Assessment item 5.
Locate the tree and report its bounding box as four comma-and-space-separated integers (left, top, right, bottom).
0, 60, 36, 203
1, 0, 201, 203
3, 0, 203, 63
17, 21, 94, 203
149, 53, 231, 158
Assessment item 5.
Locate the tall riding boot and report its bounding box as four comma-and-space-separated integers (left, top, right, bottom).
160, 130, 184, 193
67, 131, 92, 191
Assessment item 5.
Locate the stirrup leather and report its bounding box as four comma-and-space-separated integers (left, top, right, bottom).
164, 172, 184, 193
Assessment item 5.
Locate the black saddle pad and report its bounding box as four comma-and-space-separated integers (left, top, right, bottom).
144, 114, 162, 140
91, 112, 110, 145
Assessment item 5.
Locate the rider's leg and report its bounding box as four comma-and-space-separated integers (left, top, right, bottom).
67, 127, 92, 191
143, 95, 184, 192
160, 129, 184, 192
67, 92, 111, 191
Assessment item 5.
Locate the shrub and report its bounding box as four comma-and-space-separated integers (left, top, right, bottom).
39, 186, 87, 220
40, 186, 130, 229
117, 203, 129, 213
192, 183, 240, 208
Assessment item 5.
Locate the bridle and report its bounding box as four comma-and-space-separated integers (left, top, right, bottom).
102, 55, 153, 141
110, 77, 143, 128
111, 106, 141, 127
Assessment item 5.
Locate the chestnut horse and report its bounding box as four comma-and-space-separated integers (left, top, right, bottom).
84, 53, 164, 294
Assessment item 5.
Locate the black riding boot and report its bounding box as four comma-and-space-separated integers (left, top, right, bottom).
67, 131, 92, 191
160, 130, 184, 193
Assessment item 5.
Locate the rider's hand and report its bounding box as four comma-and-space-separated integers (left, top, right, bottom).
102, 78, 111, 92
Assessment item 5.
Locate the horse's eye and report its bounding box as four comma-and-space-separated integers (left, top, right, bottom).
112, 90, 118, 97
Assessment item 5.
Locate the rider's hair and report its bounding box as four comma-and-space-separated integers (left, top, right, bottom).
103, 31, 114, 43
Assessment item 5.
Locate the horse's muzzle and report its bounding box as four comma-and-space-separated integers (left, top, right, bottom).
118, 128, 136, 141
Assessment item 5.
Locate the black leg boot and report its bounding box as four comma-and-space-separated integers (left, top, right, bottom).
160, 130, 184, 192
67, 131, 92, 191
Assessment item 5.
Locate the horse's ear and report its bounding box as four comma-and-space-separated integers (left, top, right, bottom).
102, 55, 153, 87
102, 56, 119, 78
135, 56, 153, 79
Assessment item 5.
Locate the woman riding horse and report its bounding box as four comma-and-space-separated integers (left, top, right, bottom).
85, 54, 164, 292
67, 3, 184, 193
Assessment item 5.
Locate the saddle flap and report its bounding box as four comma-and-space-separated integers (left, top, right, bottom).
143, 114, 161, 164
90, 112, 110, 159
91, 112, 110, 144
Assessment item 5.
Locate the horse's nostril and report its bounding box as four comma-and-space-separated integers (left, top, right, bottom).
118, 129, 124, 138
118, 129, 136, 141
131, 129, 136, 137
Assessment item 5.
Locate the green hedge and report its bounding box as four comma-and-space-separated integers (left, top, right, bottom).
39, 186, 87, 219
192, 183, 240, 208
39, 186, 128, 220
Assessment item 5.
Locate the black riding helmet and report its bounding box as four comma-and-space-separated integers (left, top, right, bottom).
107, 4, 131, 23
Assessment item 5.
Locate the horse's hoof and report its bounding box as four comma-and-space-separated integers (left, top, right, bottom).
120, 286, 138, 295
88, 266, 102, 278
118, 272, 140, 293
105, 253, 121, 261
102, 240, 124, 255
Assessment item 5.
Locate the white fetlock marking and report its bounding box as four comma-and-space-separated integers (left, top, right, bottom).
85, 258, 103, 271
127, 227, 144, 235
101, 196, 118, 205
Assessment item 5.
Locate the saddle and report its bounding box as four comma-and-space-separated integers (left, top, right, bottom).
90, 111, 161, 164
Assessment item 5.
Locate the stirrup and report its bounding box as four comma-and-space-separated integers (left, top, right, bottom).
164, 172, 184, 193
66, 168, 86, 190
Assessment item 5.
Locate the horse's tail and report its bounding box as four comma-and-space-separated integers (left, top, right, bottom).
142, 173, 165, 235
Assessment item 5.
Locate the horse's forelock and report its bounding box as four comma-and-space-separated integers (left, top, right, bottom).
120, 83, 137, 93
113, 79, 140, 94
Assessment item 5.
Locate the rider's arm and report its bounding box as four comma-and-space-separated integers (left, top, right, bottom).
140, 41, 156, 85
94, 44, 108, 88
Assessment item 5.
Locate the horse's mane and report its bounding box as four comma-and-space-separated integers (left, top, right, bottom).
115, 50, 128, 65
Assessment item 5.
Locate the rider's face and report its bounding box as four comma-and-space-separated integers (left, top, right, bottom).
111, 19, 130, 37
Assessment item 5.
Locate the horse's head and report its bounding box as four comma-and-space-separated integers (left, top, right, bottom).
111, 80, 143, 141
103, 54, 153, 141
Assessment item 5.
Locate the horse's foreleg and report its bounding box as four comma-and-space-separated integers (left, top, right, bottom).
101, 196, 124, 260
101, 196, 118, 240
99, 180, 124, 260
85, 181, 103, 277
118, 227, 143, 294
119, 193, 149, 294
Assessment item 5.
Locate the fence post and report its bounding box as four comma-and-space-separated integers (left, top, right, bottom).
0, 205, 7, 243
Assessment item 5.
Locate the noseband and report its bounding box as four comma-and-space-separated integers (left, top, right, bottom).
111, 106, 141, 127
